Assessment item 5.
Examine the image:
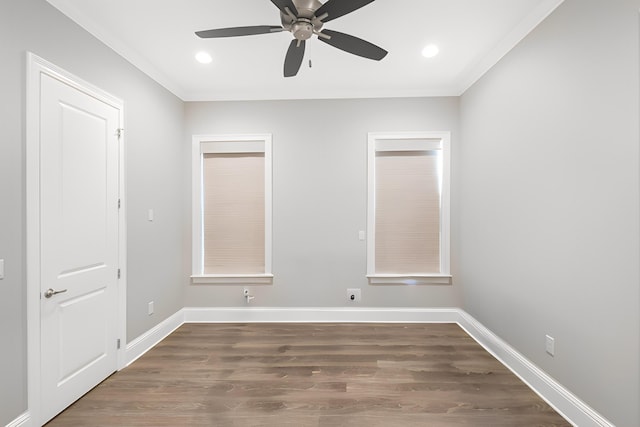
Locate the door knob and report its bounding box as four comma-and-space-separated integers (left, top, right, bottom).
44, 288, 68, 298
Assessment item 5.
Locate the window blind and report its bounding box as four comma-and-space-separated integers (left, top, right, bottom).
374, 150, 441, 274
202, 153, 265, 274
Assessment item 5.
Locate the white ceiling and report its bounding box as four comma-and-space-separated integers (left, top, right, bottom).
46, 0, 563, 101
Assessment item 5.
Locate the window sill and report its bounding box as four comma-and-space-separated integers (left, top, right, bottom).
191, 274, 274, 285
367, 274, 452, 285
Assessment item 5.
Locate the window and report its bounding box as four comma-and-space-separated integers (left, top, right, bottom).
367, 132, 451, 285
191, 134, 273, 284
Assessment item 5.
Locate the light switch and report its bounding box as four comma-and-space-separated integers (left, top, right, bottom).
358, 231, 366, 241
0, 259, 4, 279
148, 209, 154, 222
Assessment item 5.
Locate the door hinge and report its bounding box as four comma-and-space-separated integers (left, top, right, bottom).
117, 268, 121, 279
116, 128, 124, 138
118, 199, 121, 209
117, 338, 121, 349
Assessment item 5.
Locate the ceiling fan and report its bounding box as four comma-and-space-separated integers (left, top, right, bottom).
195, 0, 388, 77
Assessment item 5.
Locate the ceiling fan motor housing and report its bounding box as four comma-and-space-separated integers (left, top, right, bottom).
281, 0, 324, 39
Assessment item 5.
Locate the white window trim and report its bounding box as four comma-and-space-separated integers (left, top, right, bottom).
367, 131, 452, 285
191, 134, 273, 285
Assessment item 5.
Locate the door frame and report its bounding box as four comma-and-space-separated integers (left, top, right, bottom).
25, 52, 127, 425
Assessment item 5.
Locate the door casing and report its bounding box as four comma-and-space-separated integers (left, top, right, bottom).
25, 52, 127, 425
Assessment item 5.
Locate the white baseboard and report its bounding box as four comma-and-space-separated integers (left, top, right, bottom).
123, 306, 613, 427
5, 412, 30, 427
457, 311, 614, 427
124, 310, 184, 367
183, 306, 459, 323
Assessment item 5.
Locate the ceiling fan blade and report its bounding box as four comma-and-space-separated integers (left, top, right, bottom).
319, 30, 387, 61
315, 0, 376, 22
270, 0, 299, 17
196, 26, 283, 38
284, 39, 306, 77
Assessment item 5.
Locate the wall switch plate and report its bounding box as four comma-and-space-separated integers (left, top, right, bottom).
148, 209, 154, 222
358, 231, 366, 241
347, 288, 361, 303
0, 259, 4, 279
148, 301, 154, 315
545, 335, 555, 356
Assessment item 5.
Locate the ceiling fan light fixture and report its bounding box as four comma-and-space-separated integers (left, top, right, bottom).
195, 51, 213, 64
422, 44, 440, 58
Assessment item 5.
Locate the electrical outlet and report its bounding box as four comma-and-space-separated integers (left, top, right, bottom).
347, 288, 361, 303
545, 335, 555, 356
148, 301, 154, 315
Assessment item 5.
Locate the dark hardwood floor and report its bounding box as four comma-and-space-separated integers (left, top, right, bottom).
47, 323, 571, 426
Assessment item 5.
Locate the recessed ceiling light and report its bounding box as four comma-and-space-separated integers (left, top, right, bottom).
195, 51, 213, 64
422, 44, 440, 58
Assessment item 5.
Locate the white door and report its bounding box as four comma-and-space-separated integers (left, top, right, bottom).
39, 72, 120, 424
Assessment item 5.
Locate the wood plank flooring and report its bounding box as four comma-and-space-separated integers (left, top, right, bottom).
46, 323, 571, 426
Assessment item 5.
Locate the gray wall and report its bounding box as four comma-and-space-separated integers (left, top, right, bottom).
0, 0, 185, 424
184, 98, 462, 308
458, 0, 640, 426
